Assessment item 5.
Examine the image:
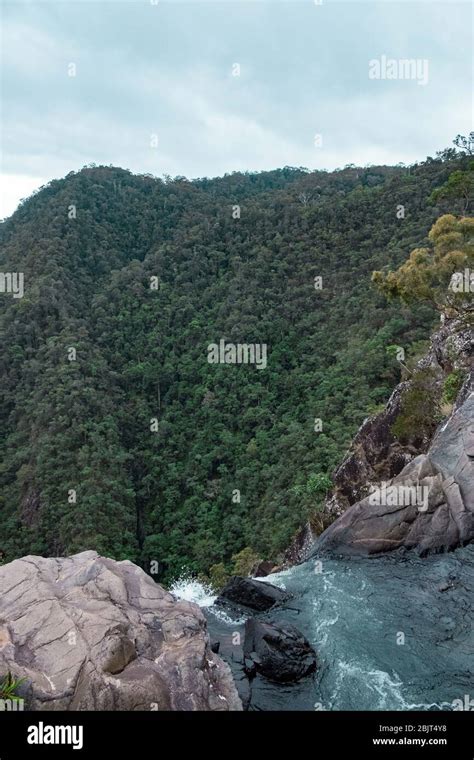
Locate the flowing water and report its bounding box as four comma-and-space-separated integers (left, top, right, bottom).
171, 545, 474, 711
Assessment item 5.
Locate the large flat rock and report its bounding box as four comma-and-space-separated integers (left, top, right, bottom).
0, 551, 242, 711
313, 393, 474, 557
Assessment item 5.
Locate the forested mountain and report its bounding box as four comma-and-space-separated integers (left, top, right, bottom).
0, 147, 471, 582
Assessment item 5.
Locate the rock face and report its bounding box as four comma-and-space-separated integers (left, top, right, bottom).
325, 382, 416, 515
314, 392, 474, 557
322, 319, 472, 521
216, 576, 292, 611
243, 619, 316, 683
281, 319, 472, 565
282, 521, 316, 567
0, 551, 241, 711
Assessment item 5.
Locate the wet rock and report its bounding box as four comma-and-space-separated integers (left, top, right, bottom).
233, 670, 252, 710
243, 619, 316, 683
0, 551, 242, 711
215, 576, 292, 611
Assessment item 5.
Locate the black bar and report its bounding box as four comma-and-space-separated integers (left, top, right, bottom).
0, 711, 472, 758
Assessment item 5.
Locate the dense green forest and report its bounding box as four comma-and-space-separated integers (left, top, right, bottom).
0, 144, 471, 582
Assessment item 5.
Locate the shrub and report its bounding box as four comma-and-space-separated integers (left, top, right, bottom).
231, 547, 261, 577
442, 369, 466, 404
391, 367, 441, 445
208, 562, 229, 591
0, 672, 25, 701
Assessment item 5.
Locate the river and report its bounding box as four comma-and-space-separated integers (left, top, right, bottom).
172, 545, 474, 711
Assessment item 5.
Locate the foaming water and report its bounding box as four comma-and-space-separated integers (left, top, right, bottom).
170, 575, 248, 625
170, 576, 216, 607
208, 606, 248, 626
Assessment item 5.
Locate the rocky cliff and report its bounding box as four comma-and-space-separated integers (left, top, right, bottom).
287, 317, 473, 563
0, 551, 241, 710
313, 390, 474, 556
283, 317, 474, 567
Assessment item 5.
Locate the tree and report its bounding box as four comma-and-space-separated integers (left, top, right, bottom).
453, 132, 474, 155
430, 164, 474, 213
372, 215, 474, 319
0, 151, 467, 580
231, 547, 261, 576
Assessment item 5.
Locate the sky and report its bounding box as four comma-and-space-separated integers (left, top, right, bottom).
0, 0, 472, 219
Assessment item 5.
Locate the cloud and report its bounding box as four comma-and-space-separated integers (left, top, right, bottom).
1, 0, 472, 217
1, 173, 48, 219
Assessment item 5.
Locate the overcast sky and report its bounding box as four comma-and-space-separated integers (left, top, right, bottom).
1, 0, 472, 218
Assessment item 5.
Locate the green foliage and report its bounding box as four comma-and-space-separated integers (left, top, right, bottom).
231, 547, 261, 577
442, 369, 466, 405
291, 472, 332, 498
430, 163, 474, 214
386, 345, 401, 359
0, 672, 25, 701
306, 473, 332, 495
208, 562, 229, 591
372, 213, 474, 316
0, 149, 464, 582
391, 368, 442, 445
208, 548, 262, 590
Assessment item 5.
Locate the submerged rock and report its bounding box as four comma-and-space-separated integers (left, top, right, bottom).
0, 551, 241, 711
215, 576, 292, 611
243, 618, 317, 683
